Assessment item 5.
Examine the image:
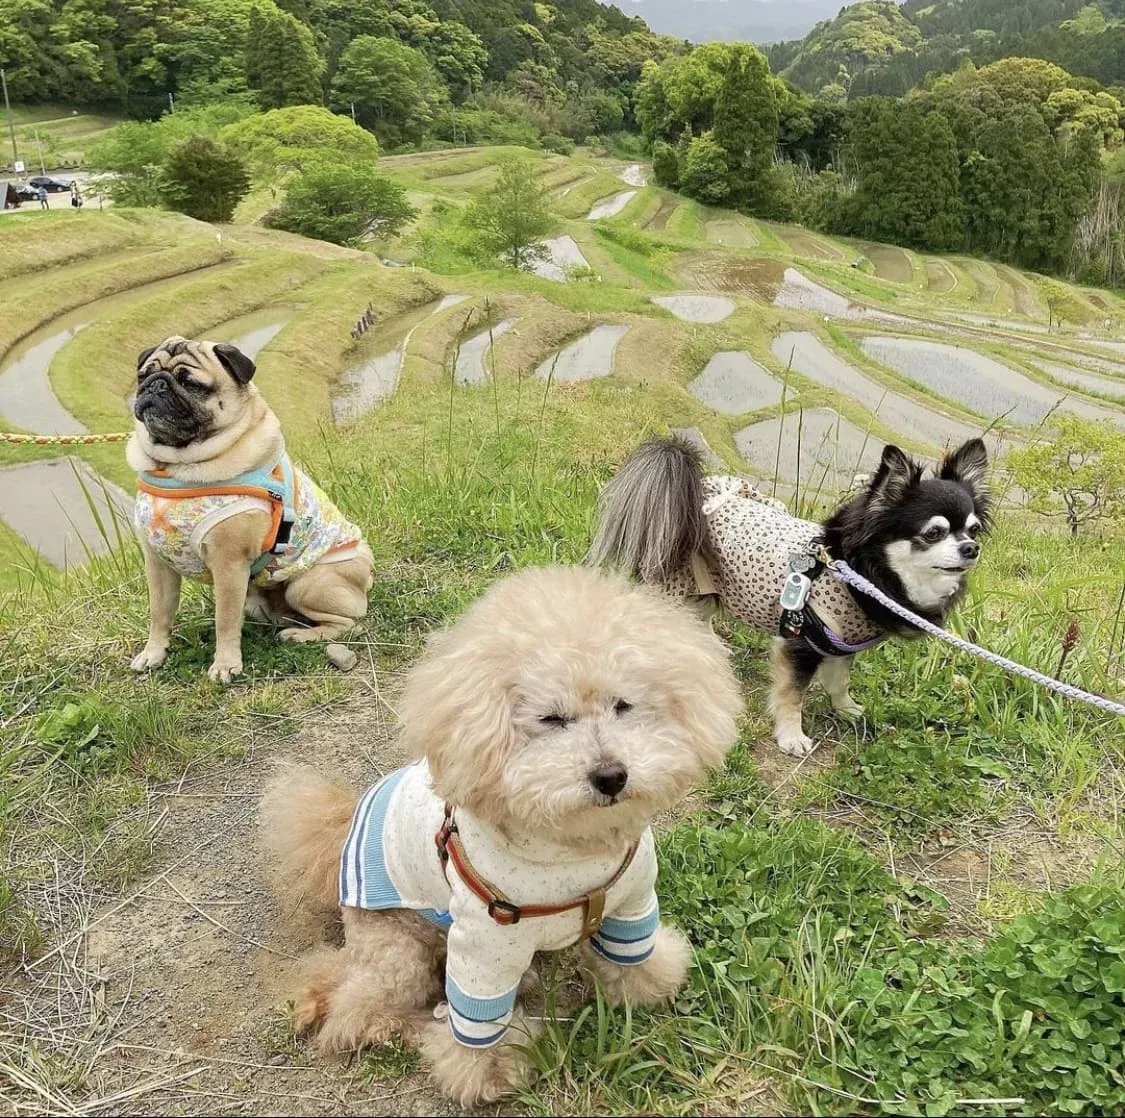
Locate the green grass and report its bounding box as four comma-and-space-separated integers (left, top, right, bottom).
6, 104, 123, 168
3, 155, 1125, 1116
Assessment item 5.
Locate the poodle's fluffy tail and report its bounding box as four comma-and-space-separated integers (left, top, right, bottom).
588, 436, 707, 585
260, 764, 358, 913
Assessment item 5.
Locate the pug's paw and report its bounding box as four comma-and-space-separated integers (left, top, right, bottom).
131, 645, 168, 672
207, 656, 243, 684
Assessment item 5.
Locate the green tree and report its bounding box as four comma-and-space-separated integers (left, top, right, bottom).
265, 160, 415, 244
651, 140, 679, 188
712, 43, 778, 209
160, 135, 250, 222
221, 105, 380, 181
463, 157, 552, 269
846, 98, 964, 251
1008, 416, 1125, 536
330, 35, 444, 147
679, 132, 730, 205
87, 105, 250, 206
245, 6, 325, 110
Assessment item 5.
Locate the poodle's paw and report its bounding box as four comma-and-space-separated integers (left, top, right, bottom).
421, 1012, 537, 1106
130, 644, 168, 672
207, 655, 242, 683
581, 924, 691, 1008
292, 991, 327, 1035
777, 729, 816, 758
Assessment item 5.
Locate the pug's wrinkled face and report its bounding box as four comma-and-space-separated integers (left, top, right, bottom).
132, 336, 256, 449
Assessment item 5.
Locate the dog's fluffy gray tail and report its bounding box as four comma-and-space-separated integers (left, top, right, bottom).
588, 436, 706, 584
260, 764, 358, 914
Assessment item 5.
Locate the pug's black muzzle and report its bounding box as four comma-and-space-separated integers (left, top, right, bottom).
134, 372, 206, 448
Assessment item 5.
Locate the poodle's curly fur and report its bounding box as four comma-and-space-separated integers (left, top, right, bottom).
261, 565, 743, 1105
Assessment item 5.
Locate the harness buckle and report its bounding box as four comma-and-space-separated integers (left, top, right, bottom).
487, 899, 521, 926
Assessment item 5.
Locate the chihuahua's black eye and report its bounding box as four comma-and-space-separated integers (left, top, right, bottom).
922, 525, 945, 543
540, 714, 570, 728
614, 699, 632, 714
966, 523, 981, 538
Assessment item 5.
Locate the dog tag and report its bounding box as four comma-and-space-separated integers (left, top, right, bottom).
788, 552, 817, 576
780, 572, 812, 612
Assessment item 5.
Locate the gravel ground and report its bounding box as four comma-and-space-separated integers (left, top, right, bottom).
11, 694, 470, 1117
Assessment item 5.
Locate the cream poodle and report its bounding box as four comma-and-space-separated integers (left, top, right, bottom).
261, 565, 742, 1106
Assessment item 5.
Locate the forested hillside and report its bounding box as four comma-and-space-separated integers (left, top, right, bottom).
0, 0, 682, 129
9, 0, 1125, 291
767, 0, 1125, 97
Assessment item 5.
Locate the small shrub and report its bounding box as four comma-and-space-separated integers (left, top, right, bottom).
541, 133, 575, 155
160, 135, 250, 223
266, 161, 416, 246
1008, 415, 1125, 536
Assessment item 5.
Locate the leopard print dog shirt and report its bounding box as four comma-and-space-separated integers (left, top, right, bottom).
663, 476, 883, 648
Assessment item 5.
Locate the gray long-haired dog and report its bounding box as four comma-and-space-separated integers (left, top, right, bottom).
590, 436, 991, 756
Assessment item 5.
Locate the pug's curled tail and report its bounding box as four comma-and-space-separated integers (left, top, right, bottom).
588, 436, 706, 586
261, 764, 357, 913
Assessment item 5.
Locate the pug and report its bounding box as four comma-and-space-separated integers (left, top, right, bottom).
126, 336, 374, 682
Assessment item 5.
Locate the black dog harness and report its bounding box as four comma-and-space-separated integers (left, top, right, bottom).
779, 545, 885, 657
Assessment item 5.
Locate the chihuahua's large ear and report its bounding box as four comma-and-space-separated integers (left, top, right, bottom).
866, 444, 922, 515
213, 343, 256, 386
940, 438, 989, 495
136, 344, 158, 372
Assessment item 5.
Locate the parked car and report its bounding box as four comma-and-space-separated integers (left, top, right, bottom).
28, 175, 75, 193
13, 184, 40, 203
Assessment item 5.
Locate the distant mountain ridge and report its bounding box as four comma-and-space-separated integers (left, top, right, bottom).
609, 0, 871, 44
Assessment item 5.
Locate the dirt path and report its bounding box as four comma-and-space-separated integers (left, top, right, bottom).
9, 692, 463, 1116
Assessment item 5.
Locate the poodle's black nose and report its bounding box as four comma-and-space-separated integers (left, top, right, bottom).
959, 539, 980, 560
590, 762, 628, 798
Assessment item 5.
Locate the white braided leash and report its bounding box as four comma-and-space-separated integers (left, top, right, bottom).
830, 560, 1125, 719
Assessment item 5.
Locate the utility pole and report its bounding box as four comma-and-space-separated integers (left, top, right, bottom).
168, 91, 175, 114
1, 68, 20, 176
34, 128, 45, 174
350, 102, 357, 126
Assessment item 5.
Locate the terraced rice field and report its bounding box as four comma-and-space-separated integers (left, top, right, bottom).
688, 352, 787, 415
735, 407, 881, 490
773, 331, 985, 452
639, 195, 678, 231
766, 223, 844, 261
860, 336, 1125, 430
861, 243, 914, 284
536, 325, 629, 382
924, 259, 957, 294
705, 217, 758, 247
953, 257, 1004, 307
674, 255, 785, 300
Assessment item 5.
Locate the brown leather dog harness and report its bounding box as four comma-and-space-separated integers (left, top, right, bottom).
435, 804, 638, 941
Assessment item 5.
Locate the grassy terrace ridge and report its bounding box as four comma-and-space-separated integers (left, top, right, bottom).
1, 148, 1125, 1116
